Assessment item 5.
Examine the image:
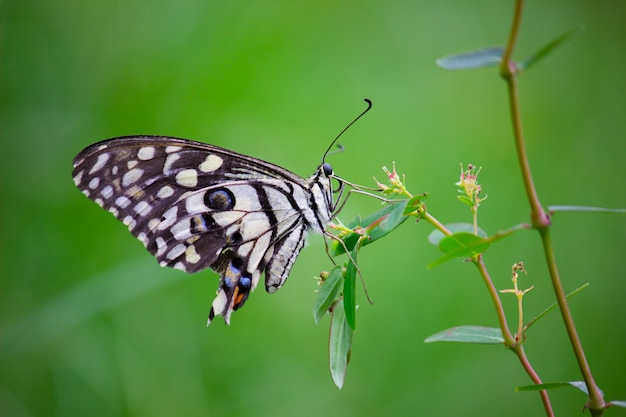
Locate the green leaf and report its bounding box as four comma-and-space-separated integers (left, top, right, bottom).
402, 194, 428, 216
312, 266, 344, 324
329, 232, 360, 257
516, 381, 603, 397
329, 299, 353, 389
343, 245, 359, 330
428, 223, 487, 246
436, 46, 504, 70
331, 201, 409, 256
439, 232, 490, 255
549, 205, 626, 214
425, 326, 504, 344
364, 200, 409, 243
518, 25, 583, 71
457, 195, 474, 207
428, 232, 491, 268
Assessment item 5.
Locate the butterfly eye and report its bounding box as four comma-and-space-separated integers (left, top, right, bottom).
322, 163, 333, 177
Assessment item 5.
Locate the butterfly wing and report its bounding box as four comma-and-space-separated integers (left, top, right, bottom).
72, 136, 325, 324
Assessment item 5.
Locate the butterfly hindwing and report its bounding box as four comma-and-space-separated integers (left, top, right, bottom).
72, 135, 335, 324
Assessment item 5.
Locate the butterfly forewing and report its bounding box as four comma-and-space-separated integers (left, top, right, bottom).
72, 136, 335, 324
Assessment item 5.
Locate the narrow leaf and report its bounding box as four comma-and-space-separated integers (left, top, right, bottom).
331, 201, 409, 256
524, 283, 589, 333
425, 326, 504, 344
329, 299, 353, 389
457, 195, 474, 207
428, 223, 487, 246
436, 46, 504, 70
365, 200, 409, 242
518, 25, 583, 71
549, 205, 626, 215
313, 266, 344, 324
343, 245, 359, 330
516, 381, 603, 397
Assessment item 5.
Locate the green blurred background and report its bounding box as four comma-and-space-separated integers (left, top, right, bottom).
1, 1, 625, 416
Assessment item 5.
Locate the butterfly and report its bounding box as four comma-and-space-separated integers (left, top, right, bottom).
72, 135, 346, 325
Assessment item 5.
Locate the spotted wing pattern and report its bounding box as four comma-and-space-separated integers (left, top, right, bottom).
72, 136, 336, 324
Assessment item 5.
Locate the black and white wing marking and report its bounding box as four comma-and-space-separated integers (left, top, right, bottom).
72, 136, 336, 324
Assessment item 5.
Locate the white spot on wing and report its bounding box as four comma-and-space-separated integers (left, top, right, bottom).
185, 245, 201, 263
108, 207, 119, 217
89, 153, 110, 174
134, 201, 152, 216
171, 219, 192, 240
166, 146, 182, 153
115, 196, 131, 208
101, 185, 113, 199
122, 215, 136, 230
88, 177, 100, 189
173, 262, 186, 271
122, 168, 144, 187
137, 232, 149, 247
163, 153, 180, 175
73, 170, 84, 186
157, 185, 174, 199
208, 290, 228, 325
166, 243, 186, 260
175, 169, 198, 187
137, 146, 156, 160
158, 206, 178, 230
199, 154, 223, 172
148, 218, 160, 231
127, 160, 138, 169
156, 237, 167, 256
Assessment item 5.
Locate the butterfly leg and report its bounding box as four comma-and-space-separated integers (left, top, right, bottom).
322, 231, 374, 305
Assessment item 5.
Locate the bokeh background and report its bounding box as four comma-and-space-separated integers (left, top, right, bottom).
1, 1, 625, 416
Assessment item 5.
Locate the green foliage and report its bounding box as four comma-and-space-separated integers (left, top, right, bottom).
329, 201, 409, 256
518, 25, 583, 71
516, 381, 601, 396
436, 47, 504, 70
424, 326, 504, 345
313, 266, 344, 325
329, 299, 353, 389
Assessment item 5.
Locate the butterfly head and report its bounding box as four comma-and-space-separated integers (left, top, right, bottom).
322, 162, 333, 177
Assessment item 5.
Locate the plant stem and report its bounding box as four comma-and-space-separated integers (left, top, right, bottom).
473, 257, 554, 416
499, 0, 605, 414
512, 345, 555, 417
422, 212, 451, 236
473, 257, 513, 343
540, 229, 605, 414
500, 0, 550, 228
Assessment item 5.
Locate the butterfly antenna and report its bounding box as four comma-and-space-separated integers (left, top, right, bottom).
322, 98, 373, 163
